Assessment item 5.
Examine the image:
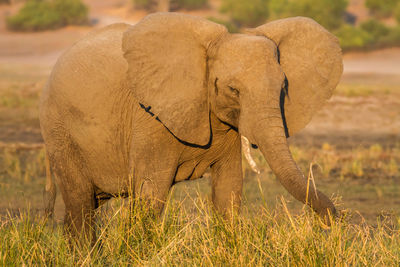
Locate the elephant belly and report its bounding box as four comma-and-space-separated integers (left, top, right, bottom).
173, 117, 237, 183
69, 123, 131, 194
174, 159, 212, 182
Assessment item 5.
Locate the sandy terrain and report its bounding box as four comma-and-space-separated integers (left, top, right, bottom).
343, 48, 400, 75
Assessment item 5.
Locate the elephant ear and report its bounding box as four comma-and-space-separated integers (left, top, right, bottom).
122, 13, 227, 146
247, 17, 343, 136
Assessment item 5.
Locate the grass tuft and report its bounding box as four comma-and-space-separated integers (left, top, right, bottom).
0, 196, 399, 265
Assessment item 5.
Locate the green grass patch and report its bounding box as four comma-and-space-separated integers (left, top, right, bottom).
6, 0, 88, 32
0, 148, 45, 183
0, 88, 39, 109
334, 83, 399, 97
335, 84, 376, 97
0, 148, 46, 214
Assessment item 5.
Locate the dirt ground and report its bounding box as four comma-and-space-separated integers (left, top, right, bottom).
0, 1, 399, 224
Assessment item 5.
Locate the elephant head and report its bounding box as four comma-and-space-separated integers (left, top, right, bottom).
122, 13, 343, 219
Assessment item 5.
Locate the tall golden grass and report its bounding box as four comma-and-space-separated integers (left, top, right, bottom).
0, 191, 399, 266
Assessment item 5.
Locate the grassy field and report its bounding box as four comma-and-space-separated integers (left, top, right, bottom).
0, 194, 400, 265
0, 143, 399, 265
0, 54, 400, 265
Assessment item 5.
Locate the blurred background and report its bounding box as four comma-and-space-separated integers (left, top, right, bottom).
0, 0, 399, 225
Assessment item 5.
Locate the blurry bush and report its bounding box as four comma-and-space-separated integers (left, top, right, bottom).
334, 24, 372, 50
220, 0, 269, 27
267, 0, 286, 20
395, 3, 400, 24
378, 26, 400, 47
53, 0, 88, 25
207, 17, 239, 33
133, 0, 207, 11
6, 0, 88, 31
335, 20, 400, 51
172, 0, 207, 10
133, 0, 157, 11
282, 0, 348, 31
360, 19, 389, 41
365, 0, 400, 18
0, 0, 10, 5
220, 0, 347, 30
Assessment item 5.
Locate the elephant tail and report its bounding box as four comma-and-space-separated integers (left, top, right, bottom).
43, 148, 56, 219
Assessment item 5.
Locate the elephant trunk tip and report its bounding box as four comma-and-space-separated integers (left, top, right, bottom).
309, 191, 337, 226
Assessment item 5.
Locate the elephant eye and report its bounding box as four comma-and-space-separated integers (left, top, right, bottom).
229, 86, 239, 96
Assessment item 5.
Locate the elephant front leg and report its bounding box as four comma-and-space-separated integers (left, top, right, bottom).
211, 135, 243, 218
134, 170, 176, 215
131, 127, 181, 216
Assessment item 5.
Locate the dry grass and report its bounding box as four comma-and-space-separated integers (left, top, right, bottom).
335, 83, 400, 97
0, 194, 399, 266
0, 144, 399, 265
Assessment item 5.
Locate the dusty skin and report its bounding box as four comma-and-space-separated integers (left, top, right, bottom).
39, 13, 342, 242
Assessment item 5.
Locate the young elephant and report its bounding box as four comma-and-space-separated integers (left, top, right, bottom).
40, 13, 343, 241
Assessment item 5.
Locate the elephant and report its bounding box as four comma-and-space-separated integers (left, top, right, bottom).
39, 13, 343, 242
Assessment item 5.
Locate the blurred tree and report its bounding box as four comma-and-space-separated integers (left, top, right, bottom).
133, 0, 152, 10
360, 19, 389, 41
220, 0, 269, 27
395, 3, 400, 24
133, 0, 155, 10
365, 0, 400, 18
170, 0, 207, 10
207, 16, 239, 33
283, 0, 348, 30
54, 0, 88, 25
133, 0, 207, 11
268, 0, 287, 20
6, 0, 88, 31
334, 24, 372, 50
220, 0, 347, 30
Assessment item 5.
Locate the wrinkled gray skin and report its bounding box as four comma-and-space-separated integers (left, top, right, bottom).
40, 13, 340, 243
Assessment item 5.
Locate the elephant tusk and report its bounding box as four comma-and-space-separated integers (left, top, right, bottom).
241, 136, 261, 174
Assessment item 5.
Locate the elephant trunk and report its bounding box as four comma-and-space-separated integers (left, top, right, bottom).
252, 107, 336, 222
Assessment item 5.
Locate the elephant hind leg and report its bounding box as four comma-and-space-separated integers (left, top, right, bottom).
43, 149, 57, 219
51, 144, 97, 245
62, 189, 96, 246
